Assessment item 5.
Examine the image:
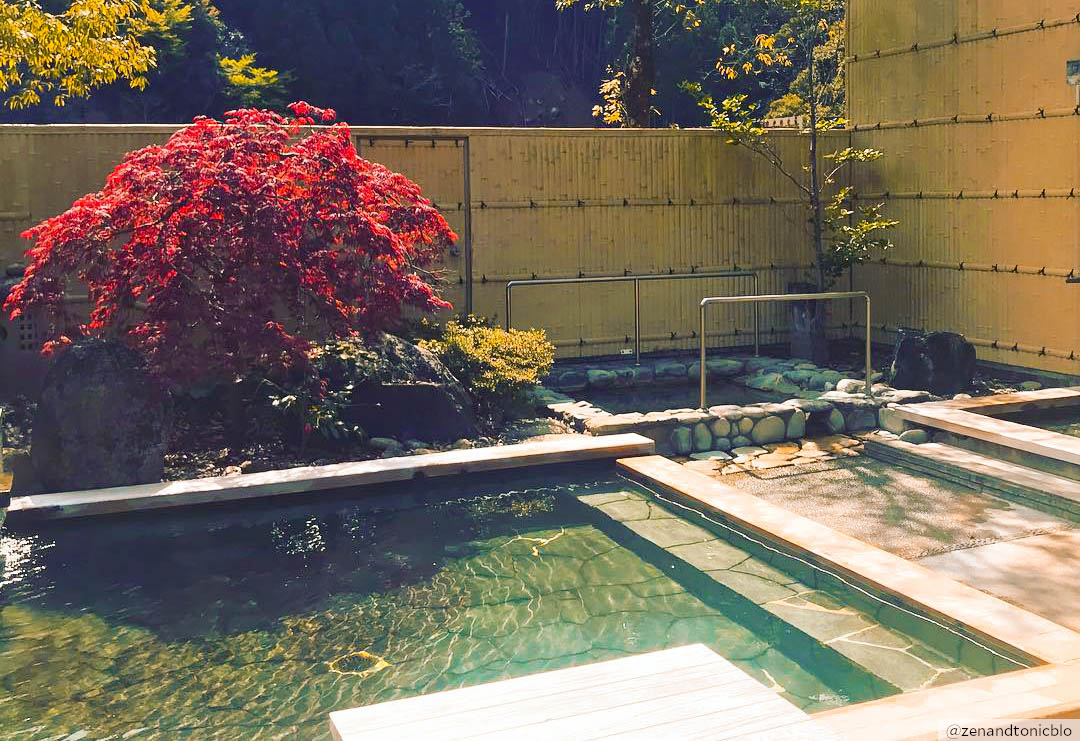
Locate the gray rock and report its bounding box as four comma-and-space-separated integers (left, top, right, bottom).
451, 438, 473, 450
690, 450, 733, 461
557, 369, 588, 390
744, 372, 783, 391
785, 410, 807, 439
708, 359, 746, 377
614, 367, 636, 387
730, 435, 753, 448
674, 411, 711, 425
732, 446, 768, 457
738, 417, 755, 435
877, 407, 910, 435
750, 416, 786, 444
1019, 381, 1042, 391
655, 361, 688, 381
808, 373, 829, 390
692, 422, 713, 452
845, 409, 879, 431
836, 378, 868, 394
821, 370, 844, 383
670, 426, 693, 455
739, 406, 769, 421
712, 437, 733, 451
405, 439, 431, 451
347, 333, 477, 441
952, 393, 972, 400
825, 408, 846, 434
587, 369, 618, 389
878, 389, 934, 405
633, 366, 655, 385
781, 399, 835, 415
26, 339, 172, 494
899, 429, 929, 444
707, 404, 743, 416
783, 370, 817, 385
370, 437, 403, 452
891, 330, 976, 396
744, 357, 777, 373
710, 418, 731, 438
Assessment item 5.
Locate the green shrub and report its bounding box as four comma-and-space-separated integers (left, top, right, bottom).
262, 338, 384, 447
423, 318, 555, 416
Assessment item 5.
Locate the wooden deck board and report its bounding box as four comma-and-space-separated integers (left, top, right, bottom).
328, 644, 806, 741
894, 389, 1080, 468
5, 433, 655, 522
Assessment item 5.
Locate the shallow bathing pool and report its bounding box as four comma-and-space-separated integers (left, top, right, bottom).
585, 383, 773, 415
0, 465, 1023, 740
993, 407, 1080, 439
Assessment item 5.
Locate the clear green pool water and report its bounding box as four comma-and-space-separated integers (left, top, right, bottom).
585, 383, 771, 415
0, 466, 1021, 740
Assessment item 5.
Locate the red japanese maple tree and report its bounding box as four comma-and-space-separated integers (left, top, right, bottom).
3, 102, 455, 385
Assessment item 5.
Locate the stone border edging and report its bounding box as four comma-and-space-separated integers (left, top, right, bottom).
5, 433, 656, 522
534, 354, 938, 454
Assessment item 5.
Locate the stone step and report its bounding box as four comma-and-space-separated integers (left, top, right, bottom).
864, 438, 1080, 520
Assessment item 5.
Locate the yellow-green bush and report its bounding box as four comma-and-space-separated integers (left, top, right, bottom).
422, 318, 555, 415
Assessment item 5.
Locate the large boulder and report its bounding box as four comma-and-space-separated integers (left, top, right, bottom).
27, 340, 172, 494
346, 334, 477, 442
890, 330, 976, 396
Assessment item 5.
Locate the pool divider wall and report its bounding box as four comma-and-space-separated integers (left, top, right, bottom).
534, 356, 940, 455
895, 387, 1080, 472
616, 454, 1080, 735
3, 433, 655, 523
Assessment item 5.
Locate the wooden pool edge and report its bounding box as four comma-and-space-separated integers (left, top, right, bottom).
2, 433, 655, 522
618, 455, 1080, 739
894, 387, 1080, 469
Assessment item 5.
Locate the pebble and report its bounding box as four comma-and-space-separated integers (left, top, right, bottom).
690, 450, 734, 461
898, 429, 929, 444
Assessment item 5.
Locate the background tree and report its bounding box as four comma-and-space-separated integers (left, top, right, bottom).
2, 0, 286, 122
213, 0, 489, 125
687, 0, 895, 361
0, 0, 158, 109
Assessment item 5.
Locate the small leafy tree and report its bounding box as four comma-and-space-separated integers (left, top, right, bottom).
0, 0, 160, 108
3, 102, 456, 387
686, 0, 896, 360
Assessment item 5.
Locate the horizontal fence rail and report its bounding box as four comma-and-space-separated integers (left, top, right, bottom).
506, 271, 759, 365
699, 291, 872, 408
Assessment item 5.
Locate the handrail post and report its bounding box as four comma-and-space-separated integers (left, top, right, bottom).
505, 282, 513, 331
699, 302, 707, 410
752, 273, 760, 357
698, 291, 873, 410
865, 294, 872, 396
634, 278, 641, 366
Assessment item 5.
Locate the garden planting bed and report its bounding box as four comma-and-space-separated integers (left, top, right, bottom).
533, 354, 939, 455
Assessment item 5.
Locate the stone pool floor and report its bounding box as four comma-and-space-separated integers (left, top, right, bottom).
679, 445, 1080, 633
680, 445, 1074, 561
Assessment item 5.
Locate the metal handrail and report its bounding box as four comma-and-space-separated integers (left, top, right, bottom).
506, 271, 759, 365
699, 291, 872, 408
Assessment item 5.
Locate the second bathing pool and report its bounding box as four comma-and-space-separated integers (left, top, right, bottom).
0, 464, 1025, 740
